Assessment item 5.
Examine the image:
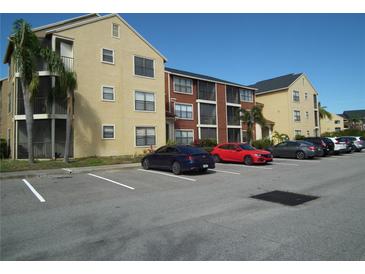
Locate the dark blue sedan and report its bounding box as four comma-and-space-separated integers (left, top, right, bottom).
141, 145, 215, 175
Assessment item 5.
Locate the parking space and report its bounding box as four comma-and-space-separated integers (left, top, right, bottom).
1, 150, 365, 260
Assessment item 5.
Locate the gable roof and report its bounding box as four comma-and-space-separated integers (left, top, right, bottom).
45, 13, 167, 61
165, 67, 255, 90
250, 73, 303, 94
343, 109, 365, 119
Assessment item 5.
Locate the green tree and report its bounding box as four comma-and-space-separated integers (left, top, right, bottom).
41, 48, 77, 163
240, 105, 266, 145
319, 105, 332, 120
272, 131, 289, 144
11, 19, 41, 163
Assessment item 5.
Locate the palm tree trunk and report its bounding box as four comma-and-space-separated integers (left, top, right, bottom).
21, 79, 34, 163
64, 89, 73, 163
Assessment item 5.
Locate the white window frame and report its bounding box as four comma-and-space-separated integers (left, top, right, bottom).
112, 23, 120, 39
101, 48, 115, 64
101, 85, 115, 102
240, 89, 254, 102
134, 90, 156, 112
135, 126, 157, 147
102, 124, 115, 140
294, 130, 302, 136
293, 110, 301, 122
133, 55, 155, 79
173, 76, 193, 95
175, 129, 194, 145
293, 90, 300, 102
174, 102, 193, 120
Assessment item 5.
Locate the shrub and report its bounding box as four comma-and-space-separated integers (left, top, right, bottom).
192, 139, 217, 147
321, 129, 365, 138
252, 138, 273, 149
0, 139, 10, 159
295, 134, 306, 140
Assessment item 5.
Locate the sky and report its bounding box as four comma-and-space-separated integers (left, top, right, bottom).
0, 13, 364, 114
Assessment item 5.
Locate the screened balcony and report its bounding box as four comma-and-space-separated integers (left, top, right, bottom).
227, 106, 241, 126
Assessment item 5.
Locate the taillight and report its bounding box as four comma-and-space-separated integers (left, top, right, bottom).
321, 141, 327, 147
309, 146, 316, 151
335, 140, 339, 144
187, 155, 193, 161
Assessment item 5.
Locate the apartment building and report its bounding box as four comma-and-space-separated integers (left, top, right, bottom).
342, 109, 365, 130
2, 13, 167, 159
251, 73, 320, 139
164, 67, 257, 144
320, 112, 344, 133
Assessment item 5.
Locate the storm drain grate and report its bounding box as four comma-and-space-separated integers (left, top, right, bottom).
251, 190, 319, 206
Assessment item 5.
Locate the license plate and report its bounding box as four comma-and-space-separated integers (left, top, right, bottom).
203, 164, 208, 168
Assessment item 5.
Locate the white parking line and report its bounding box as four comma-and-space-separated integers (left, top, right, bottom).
137, 169, 196, 182
216, 163, 272, 170
22, 179, 46, 202
88, 173, 135, 190
273, 158, 317, 163
213, 169, 240, 175
270, 162, 299, 166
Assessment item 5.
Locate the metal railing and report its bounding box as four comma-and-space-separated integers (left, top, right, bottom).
17, 97, 51, 115
61, 56, 74, 72
17, 142, 73, 159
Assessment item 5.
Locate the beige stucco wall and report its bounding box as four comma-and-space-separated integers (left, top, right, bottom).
256, 90, 290, 137
288, 74, 319, 138
0, 78, 15, 158
56, 15, 166, 157
257, 74, 319, 139
321, 113, 344, 133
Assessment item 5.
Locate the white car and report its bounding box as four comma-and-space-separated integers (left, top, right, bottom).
327, 137, 347, 154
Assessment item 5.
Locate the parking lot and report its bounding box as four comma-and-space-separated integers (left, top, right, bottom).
1, 151, 365, 260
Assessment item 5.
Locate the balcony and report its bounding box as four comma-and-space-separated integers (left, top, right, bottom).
200, 115, 216, 125
227, 106, 241, 125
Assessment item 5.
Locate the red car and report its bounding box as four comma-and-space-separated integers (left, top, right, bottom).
210, 142, 273, 165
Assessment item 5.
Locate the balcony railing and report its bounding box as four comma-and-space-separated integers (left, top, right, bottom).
200, 115, 216, 125
18, 141, 73, 159
61, 56, 74, 72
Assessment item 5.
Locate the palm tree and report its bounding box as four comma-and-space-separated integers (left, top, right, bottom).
240, 105, 266, 145
41, 48, 77, 163
12, 19, 40, 163
319, 106, 332, 120
272, 131, 289, 144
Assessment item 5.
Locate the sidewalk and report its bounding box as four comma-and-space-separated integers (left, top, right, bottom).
0, 163, 140, 179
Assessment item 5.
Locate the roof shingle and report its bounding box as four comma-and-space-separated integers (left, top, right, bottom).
250, 73, 303, 94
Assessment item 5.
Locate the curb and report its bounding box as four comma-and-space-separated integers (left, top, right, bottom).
1, 163, 141, 180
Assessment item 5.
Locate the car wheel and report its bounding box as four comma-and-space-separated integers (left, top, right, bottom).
244, 156, 253, 165
142, 158, 150, 170
172, 161, 182, 175
213, 154, 221, 163
296, 151, 305, 160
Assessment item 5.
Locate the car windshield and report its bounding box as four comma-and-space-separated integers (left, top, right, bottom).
177, 146, 207, 154
239, 144, 255, 150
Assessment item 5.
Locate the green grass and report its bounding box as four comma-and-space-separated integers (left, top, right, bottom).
0, 155, 143, 173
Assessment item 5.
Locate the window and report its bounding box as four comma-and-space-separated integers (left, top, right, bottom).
305, 92, 308, 100
136, 127, 156, 146
240, 89, 253, 102
226, 86, 240, 104
198, 81, 215, 101
294, 130, 302, 136
112, 23, 120, 38
306, 130, 310, 136
102, 86, 115, 101
335, 127, 341, 132
305, 111, 309, 119
134, 56, 154, 78
102, 48, 114, 64
200, 103, 216, 125
314, 110, 319, 126
335, 120, 341, 124
228, 128, 241, 142
200, 128, 217, 140
173, 76, 192, 94
242, 130, 248, 142
293, 90, 300, 102
102, 125, 115, 139
227, 106, 240, 125
135, 91, 155, 111
313, 94, 318, 109
175, 130, 193, 145
8, 92, 12, 113
294, 110, 301, 122
175, 103, 193, 119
